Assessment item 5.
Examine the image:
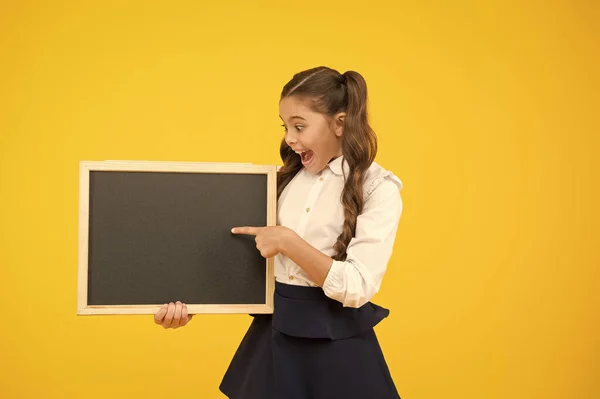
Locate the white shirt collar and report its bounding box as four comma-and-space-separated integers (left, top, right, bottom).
327, 155, 345, 176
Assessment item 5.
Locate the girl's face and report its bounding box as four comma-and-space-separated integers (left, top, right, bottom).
279, 96, 344, 175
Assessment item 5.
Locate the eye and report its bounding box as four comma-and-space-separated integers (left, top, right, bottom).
280, 123, 287, 132
295, 125, 304, 131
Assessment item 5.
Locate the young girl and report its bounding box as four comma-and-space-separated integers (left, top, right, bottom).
154, 66, 403, 399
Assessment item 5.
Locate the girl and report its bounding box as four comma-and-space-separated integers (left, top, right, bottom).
154, 66, 403, 399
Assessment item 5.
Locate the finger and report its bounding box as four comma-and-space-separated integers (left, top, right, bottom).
181, 304, 191, 326
163, 302, 175, 328
231, 226, 262, 236
259, 244, 277, 259
260, 250, 274, 258
173, 301, 183, 326
154, 304, 168, 324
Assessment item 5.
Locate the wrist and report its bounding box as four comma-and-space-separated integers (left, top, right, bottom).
279, 228, 297, 256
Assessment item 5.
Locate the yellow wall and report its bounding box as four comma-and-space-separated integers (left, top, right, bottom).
1, 1, 598, 398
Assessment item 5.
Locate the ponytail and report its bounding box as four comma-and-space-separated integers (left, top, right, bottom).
333, 71, 377, 261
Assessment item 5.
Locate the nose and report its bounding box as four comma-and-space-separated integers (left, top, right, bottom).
285, 129, 297, 146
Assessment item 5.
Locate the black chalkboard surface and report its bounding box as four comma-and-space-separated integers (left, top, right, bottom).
77, 161, 277, 315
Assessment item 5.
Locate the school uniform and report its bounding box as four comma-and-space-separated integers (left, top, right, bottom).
219, 155, 403, 399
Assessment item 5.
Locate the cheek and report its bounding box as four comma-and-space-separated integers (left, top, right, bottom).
307, 126, 330, 148
313, 128, 336, 151
297, 132, 315, 148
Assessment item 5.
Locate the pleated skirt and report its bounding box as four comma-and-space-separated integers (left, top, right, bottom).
219, 282, 401, 399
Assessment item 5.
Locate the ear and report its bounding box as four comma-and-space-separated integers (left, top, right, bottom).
333, 112, 346, 137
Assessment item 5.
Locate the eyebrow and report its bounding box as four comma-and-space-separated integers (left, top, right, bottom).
279, 115, 307, 122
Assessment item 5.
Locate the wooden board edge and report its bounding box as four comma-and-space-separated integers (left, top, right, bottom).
77, 161, 90, 315
265, 257, 275, 310
77, 304, 273, 315
80, 160, 275, 174
265, 164, 277, 310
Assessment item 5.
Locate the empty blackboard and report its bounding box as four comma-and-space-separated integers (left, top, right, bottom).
77, 161, 276, 315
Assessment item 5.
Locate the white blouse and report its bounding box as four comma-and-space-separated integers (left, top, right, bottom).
276, 155, 403, 308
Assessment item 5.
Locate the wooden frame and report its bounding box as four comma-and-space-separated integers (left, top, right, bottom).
77, 160, 277, 315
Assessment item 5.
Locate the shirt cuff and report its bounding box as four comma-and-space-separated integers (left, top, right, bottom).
322, 259, 348, 304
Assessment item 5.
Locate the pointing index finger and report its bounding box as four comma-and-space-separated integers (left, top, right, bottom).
231, 226, 261, 236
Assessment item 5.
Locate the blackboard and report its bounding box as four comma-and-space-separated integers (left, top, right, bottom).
77, 161, 277, 315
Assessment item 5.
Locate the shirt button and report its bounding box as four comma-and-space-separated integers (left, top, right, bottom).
305, 207, 310, 212
289, 275, 295, 281
319, 177, 324, 181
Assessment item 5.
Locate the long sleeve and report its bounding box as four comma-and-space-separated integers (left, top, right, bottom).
321, 174, 403, 308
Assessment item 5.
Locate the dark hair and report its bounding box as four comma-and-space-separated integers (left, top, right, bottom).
277, 66, 377, 261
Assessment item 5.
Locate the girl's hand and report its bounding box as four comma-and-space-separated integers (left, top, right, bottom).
154, 301, 192, 329
231, 226, 295, 258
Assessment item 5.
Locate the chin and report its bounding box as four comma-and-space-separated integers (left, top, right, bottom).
306, 164, 325, 175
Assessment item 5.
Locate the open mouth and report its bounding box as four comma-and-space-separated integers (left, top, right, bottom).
295, 149, 314, 166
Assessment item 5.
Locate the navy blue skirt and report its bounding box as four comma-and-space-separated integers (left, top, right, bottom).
219, 282, 401, 399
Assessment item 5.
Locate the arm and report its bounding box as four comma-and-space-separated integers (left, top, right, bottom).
280, 231, 334, 287
284, 176, 403, 308
232, 175, 402, 308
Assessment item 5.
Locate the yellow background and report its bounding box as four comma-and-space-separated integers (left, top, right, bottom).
1, 1, 598, 398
